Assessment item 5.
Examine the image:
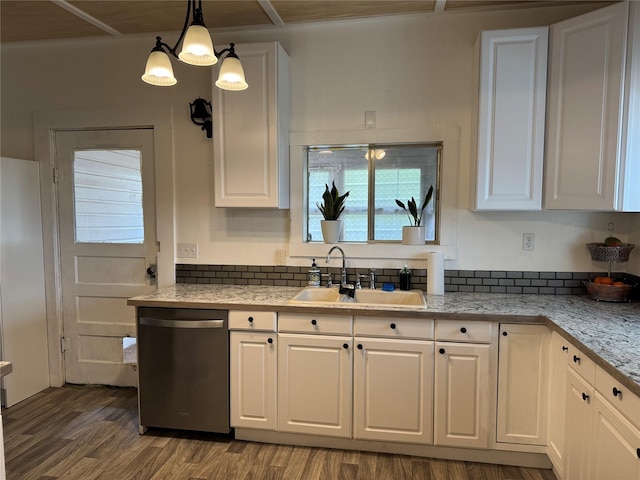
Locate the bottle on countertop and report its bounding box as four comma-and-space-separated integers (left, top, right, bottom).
399, 262, 411, 291
308, 259, 321, 287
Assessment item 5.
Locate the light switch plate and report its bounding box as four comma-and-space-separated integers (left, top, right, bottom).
177, 243, 198, 258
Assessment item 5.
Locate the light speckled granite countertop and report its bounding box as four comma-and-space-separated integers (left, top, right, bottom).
0, 361, 12, 378
129, 284, 640, 395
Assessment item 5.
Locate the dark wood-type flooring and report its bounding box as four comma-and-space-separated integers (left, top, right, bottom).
3, 386, 558, 480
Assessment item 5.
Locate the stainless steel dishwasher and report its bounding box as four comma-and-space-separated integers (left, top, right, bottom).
137, 307, 230, 434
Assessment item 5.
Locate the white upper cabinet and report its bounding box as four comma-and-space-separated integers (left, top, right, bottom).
545, 1, 640, 211
213, 42, 290, 208
472, 27, 548, 211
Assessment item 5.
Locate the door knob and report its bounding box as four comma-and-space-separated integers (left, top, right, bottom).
146, 264, 157, 285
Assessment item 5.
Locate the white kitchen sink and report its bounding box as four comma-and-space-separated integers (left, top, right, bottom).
341, 289, 427, 307
289, 287, 342, 303
289, 287, 426, 308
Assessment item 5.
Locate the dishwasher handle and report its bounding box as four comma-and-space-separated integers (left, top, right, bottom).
139, 317, 225, 329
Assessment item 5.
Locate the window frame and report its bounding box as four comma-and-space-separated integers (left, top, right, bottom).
288, 126, 459, 265
305, 143, 442, 244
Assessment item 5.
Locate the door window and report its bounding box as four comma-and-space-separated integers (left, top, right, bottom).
73, 149, 144, 244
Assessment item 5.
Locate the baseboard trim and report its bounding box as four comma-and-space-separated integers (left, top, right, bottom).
235, 428, 553, 469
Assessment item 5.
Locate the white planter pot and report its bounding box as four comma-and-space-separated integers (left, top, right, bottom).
321, 220, 342, 244
402, 226, 425, 245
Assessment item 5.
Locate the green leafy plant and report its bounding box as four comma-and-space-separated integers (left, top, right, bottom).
395, 185, 434, 227
317, 181, 350, 220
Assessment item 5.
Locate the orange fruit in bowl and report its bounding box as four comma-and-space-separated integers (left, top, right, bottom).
594, 276, 613, 285
613, 281, 626, 286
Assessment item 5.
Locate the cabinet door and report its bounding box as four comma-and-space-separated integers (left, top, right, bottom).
353, 338, 434, 444
434, 342, 490, 448
497, 324, 549, 446
591, 393, 640, 480
213, 42, 290, 208
230, 332, 277, 430
473, 27, 548, 211
545, 2, 628, 210
0, 413, 4, 480
565, 368, 594, 480
547, 332, 569, 475
278, 334, 352, 437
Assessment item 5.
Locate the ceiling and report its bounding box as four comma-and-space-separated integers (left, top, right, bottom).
0, 0, 615, 44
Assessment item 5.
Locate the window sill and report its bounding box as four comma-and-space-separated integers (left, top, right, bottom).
288, 240, 455, 268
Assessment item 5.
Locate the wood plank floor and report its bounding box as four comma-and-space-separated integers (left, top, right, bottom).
3, 386, 557, 480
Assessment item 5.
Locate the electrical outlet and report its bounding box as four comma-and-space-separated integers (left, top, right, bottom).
177, 243, 198, 258
523, 233, 535, 251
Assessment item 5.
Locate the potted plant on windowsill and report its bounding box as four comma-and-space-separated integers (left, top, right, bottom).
317, 181, 350, 243
395, 185, 434, 245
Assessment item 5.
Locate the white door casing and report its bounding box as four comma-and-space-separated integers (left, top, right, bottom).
56, 129, 158, 386
34, 106, 174, 387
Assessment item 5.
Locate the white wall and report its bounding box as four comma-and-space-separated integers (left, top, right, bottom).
1, 5, 638, 274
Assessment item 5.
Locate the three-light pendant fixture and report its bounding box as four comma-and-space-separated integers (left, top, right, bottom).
141, 0, 248, 90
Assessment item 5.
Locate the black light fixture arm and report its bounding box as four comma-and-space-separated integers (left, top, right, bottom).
151, 0, 232, 61
216, 43, 239, 60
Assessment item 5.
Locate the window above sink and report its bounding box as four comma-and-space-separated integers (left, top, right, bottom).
288, 126, 460, 265
306, 143, 441, 244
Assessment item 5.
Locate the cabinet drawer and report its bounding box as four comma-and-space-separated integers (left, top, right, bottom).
566, 344, 595, 385
229, 311, 277, 331
435, 320, 492, 343
354, 317, 434, 340
595, 366, 640, 428
278, 313, 352, 335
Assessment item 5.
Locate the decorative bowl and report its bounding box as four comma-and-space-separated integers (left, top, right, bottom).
585, 243, 635, 263
583, 280, 634, 302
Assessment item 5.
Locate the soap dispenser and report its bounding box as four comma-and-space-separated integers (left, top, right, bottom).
308, 259, 321, 287
399, 262, 412, 291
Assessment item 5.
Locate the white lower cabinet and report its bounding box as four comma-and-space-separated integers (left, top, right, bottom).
0, 413, 5, 480
353, 337, 434, 444
277, 333, 353, 438
497, 324, 549, 446
564, 362, 595, 480
590, 393, 640, 480
230, 331, 278, 430
547, 332, 569, 476
434, 341, 491, 448
560, 342, 640, 480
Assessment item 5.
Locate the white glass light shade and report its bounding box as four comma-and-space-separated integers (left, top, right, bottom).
178, 24, 218, 66
215, 56, 248, 91
141, 50, 177, 86
364, 149, 386, 160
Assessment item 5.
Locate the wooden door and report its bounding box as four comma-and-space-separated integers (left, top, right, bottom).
278, 333, 352, 438
434, 342, 490, 448
56, 129, 158, 386
353, 337, 433, 444
230, 331, 278, 430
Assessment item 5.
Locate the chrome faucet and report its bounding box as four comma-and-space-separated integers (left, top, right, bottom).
369, 268, 376, 289
326, 246, 347, 286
